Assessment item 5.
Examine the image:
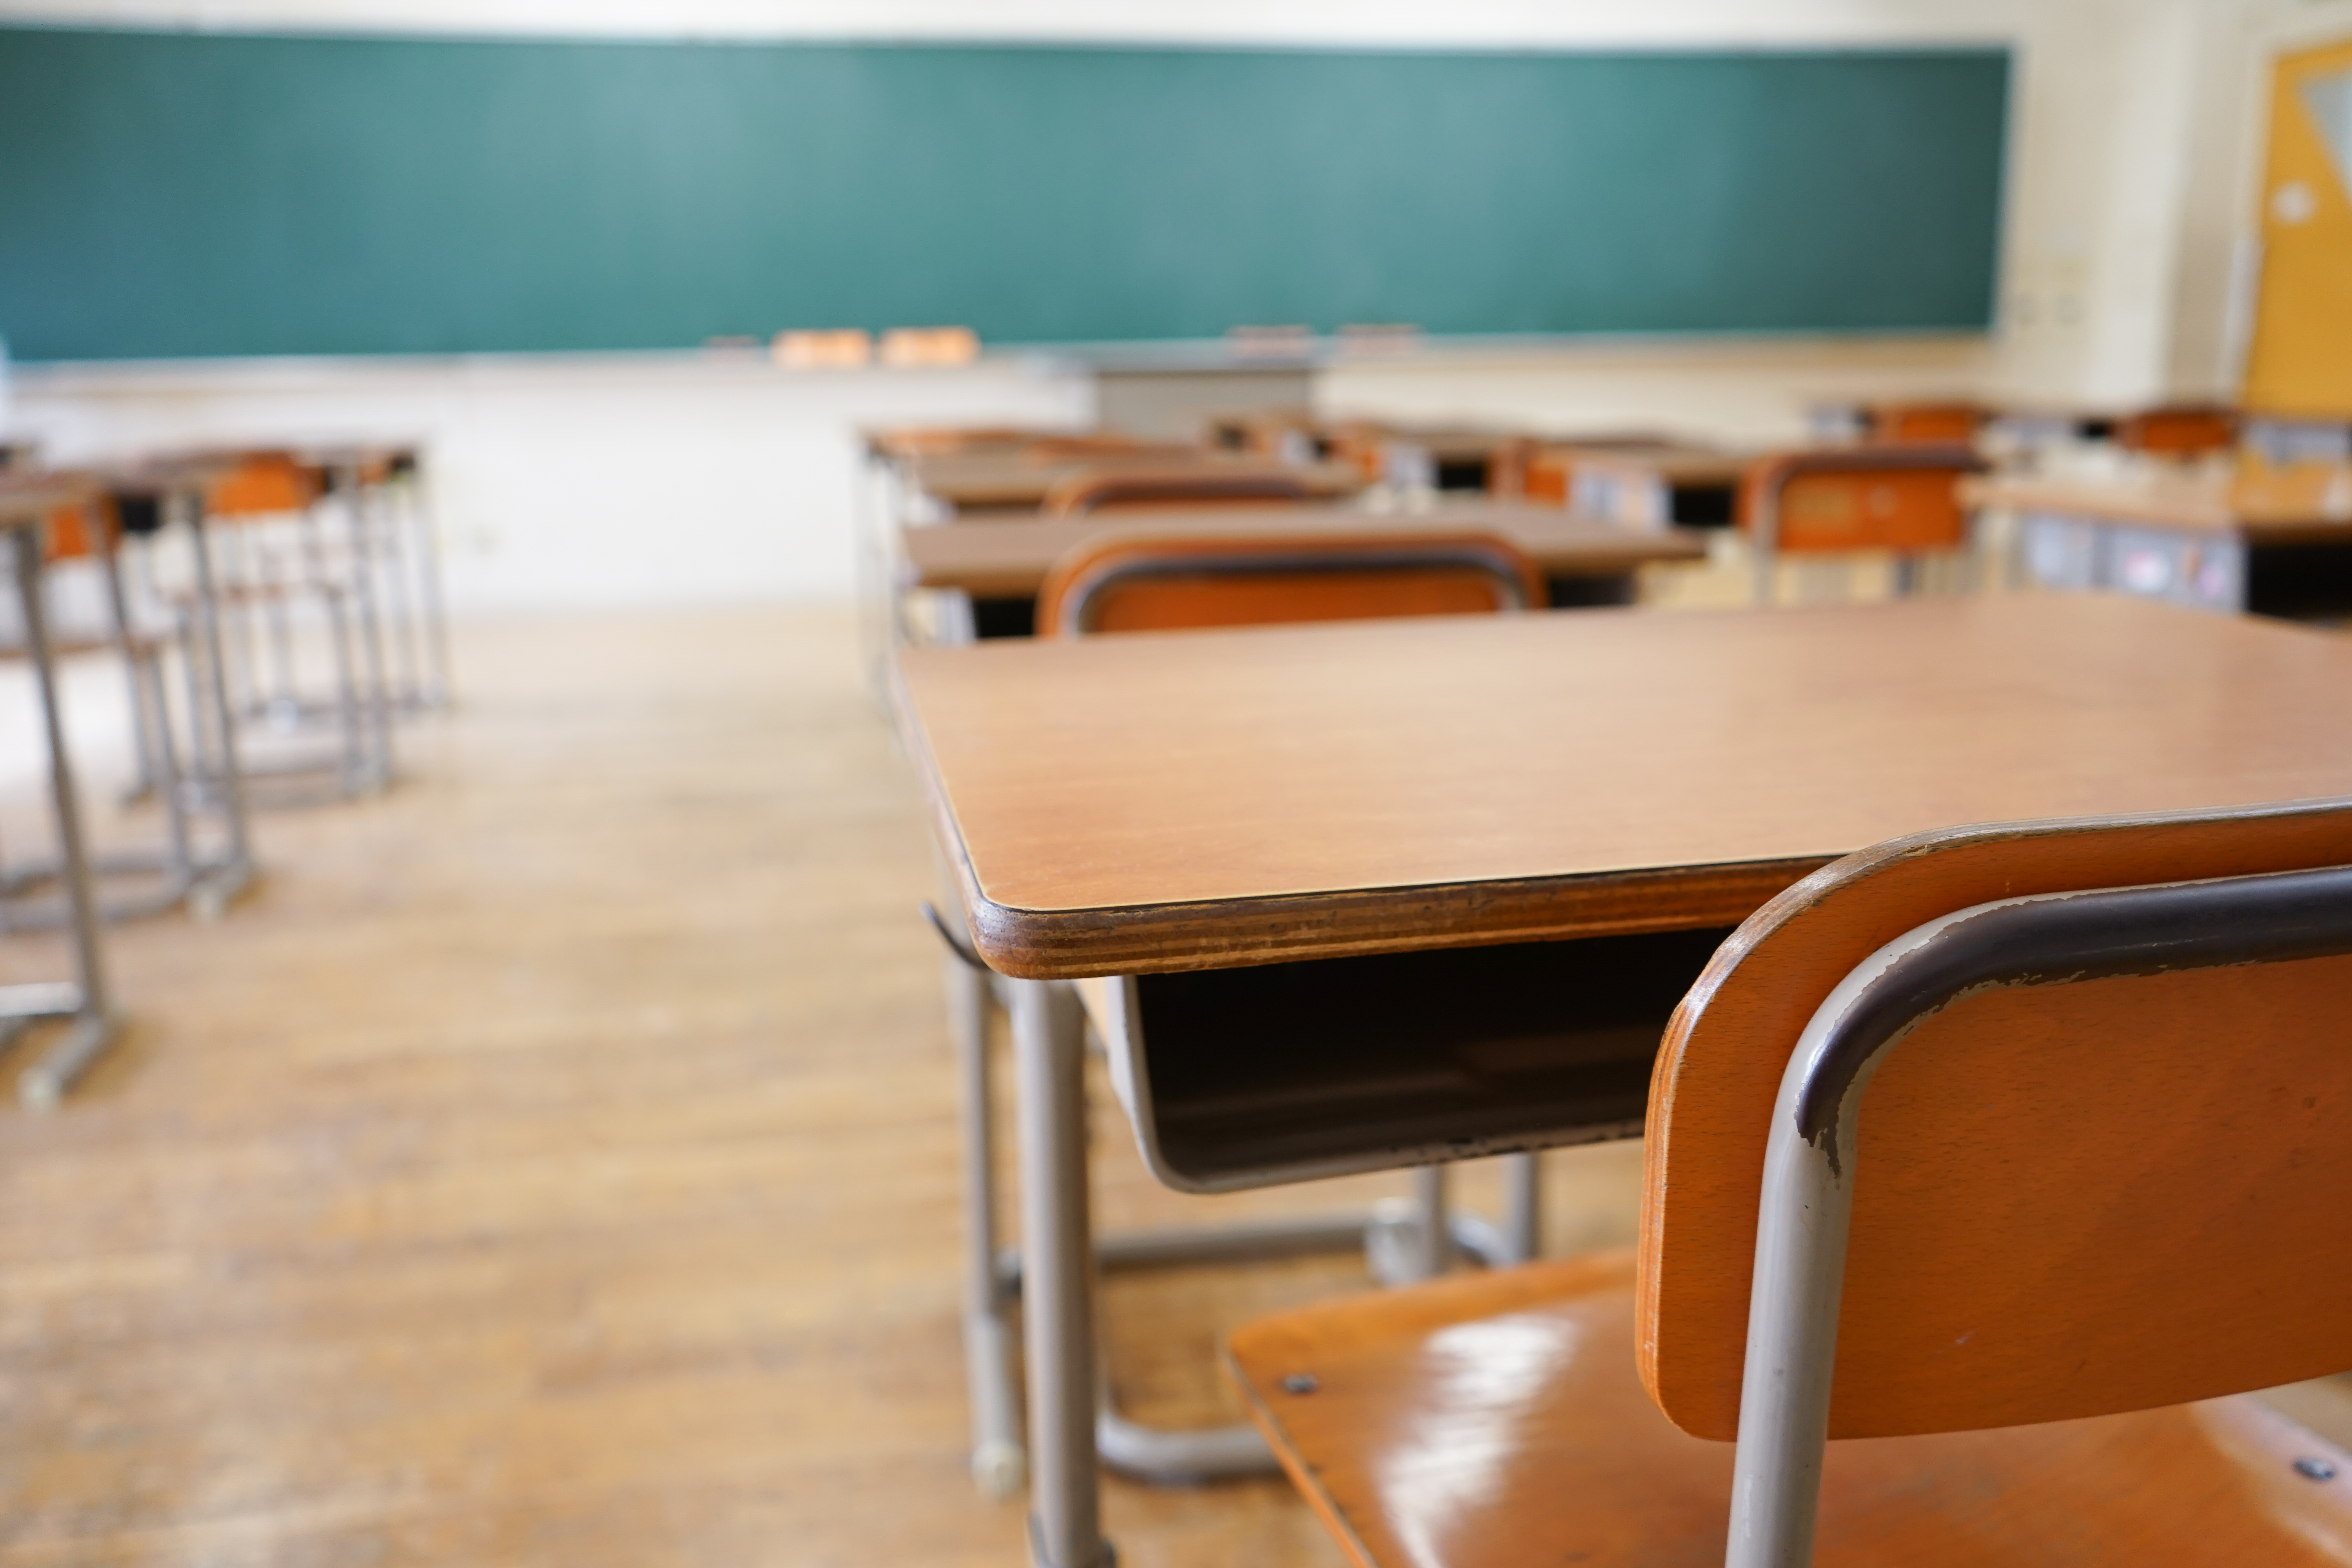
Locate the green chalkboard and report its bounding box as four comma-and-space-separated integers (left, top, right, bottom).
0, 29, 2009, 361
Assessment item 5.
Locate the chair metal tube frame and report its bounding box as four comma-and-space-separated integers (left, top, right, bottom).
2, 519, 122, 1109
1728, 862, 2352, 1568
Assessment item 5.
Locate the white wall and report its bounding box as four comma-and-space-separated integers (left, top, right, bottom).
0, 0, 2274, 606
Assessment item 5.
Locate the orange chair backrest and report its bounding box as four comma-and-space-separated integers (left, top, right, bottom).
42, 495, 116, 563
2116, 405, 2239, 458
1019, 435, 1194, 466
1739, 446, 1981, 555
205, 454, 321, 518
1040, 464, 1321, 519
1035, 531, 1547, 637
1522, 449, 1574, 506
1639, 796, 2352, 1443
1869, 403, 1985, 444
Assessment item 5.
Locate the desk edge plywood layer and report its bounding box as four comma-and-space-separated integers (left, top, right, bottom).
895, 597, 2352, 980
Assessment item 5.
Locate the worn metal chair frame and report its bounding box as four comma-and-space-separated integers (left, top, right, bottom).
1744, 445, 1985, 606
1727, 863, 2352, 1568
941, 534, 1550, 1509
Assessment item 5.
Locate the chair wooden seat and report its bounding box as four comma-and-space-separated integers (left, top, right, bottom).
1230, 1248, 2352, 1568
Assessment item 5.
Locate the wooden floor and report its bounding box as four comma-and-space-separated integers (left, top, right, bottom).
0, 606, 1646, 1567
1, 603, 2343, 1567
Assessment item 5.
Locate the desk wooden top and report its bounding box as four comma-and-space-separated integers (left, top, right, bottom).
1548, 439, 1749, 477
1352, 425, 1527, 460
897, 595, 2352, 978
1965, 468, 2352, 545
0, 472, 101, 528
897, 503, 1706, 599
906, 451, 1362, 511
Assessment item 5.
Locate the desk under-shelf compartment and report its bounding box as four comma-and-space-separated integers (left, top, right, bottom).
1083, 926, 1733, 1194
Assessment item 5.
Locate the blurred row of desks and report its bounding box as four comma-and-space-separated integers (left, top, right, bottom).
898, 502, 1706, 628
1969, 465, 2352, 618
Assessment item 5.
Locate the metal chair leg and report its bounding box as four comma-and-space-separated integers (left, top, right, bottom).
1501, 1150, 1543, 1265
950, 953, 1026, 1501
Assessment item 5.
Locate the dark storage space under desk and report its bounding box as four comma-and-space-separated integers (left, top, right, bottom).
1128, 926, 1733, 1191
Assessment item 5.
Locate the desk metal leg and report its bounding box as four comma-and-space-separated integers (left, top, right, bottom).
180, 496, 255, 885
8, 527, 120, 1109
1500, 1150, 1543, 1264
340, 469, 396, 784
953, 955, 1026, 1500
1009, 978, 1113, 1568
403, 466, 454, 708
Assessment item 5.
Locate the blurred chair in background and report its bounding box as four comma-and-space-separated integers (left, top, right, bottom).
1740, 444, 1985, 605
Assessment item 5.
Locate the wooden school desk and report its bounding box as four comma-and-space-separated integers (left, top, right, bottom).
1966, 466, 2352, 618
0, 475, 124, 1106
898, 502, 1708, 639
893, 594, 2352, 1568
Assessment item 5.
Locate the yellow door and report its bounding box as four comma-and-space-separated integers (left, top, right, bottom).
2244, 38, 2352, 416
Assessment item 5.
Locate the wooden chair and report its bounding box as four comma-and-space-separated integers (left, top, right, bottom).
1229, 796, 2352, 1568
1040, 462, 1324, 518
1036, 530, 1546, 637
940, 530, 1550, 1498
1740, 445, 1984, 604
1867, 401, 1987, 444
2116, 404, 2239, 459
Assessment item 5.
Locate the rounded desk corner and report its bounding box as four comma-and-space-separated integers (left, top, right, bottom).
962, 895, 1064, 982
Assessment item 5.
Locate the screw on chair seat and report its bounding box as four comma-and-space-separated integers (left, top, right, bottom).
1229, 1247, 2352, 1568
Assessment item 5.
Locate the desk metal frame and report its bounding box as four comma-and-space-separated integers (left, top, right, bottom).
0, 506, 122, 1107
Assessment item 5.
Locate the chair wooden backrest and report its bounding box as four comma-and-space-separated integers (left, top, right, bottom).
1034, 531, 1547, 637
1738, 445, 1983, 559
205, 452, 321, 518
2116, 404, 2239, 458
1040, 463, 1323, 519
1866, 402, 1985, 444
1639, 794, 2352, 1452
42, 494, 116, 563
